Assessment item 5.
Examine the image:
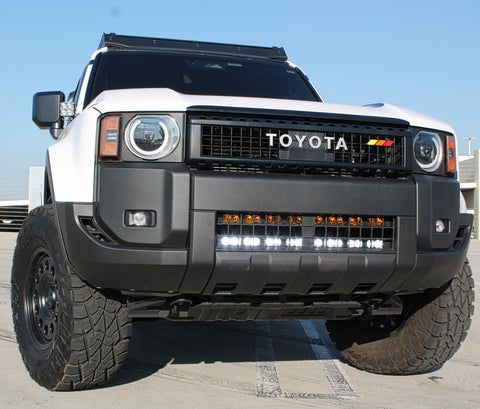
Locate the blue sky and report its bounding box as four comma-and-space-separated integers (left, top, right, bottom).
1, 0, 479, 199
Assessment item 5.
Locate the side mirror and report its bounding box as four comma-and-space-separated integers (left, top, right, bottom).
32, 91, 65, 138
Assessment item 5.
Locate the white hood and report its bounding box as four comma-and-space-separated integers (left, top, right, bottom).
89, 88, 455, 134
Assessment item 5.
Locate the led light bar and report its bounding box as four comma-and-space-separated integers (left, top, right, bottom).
218, 236, 386, 251
217, 212, 395, 252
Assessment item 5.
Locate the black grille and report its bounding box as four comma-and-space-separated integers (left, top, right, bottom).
188, 112, 409, 176
201, 125, 404, 167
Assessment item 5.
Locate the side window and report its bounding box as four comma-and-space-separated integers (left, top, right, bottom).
68, 80, 80, 102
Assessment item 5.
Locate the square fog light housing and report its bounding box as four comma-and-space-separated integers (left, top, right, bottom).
125, 210, 156, 227
435, 219, 449, 233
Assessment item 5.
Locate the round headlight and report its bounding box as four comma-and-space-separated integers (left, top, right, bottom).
414, 131, 443, 172
125, 115, 180, 160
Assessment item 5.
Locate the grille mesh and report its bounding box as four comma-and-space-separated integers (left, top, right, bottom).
201, 125, 280, 159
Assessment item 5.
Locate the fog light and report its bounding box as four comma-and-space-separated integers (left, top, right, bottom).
436, 219, 448, 233
125, 210, 156, 227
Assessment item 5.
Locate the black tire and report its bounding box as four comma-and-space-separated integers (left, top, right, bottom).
326, 261, 475, 375
11, 206, 132, 390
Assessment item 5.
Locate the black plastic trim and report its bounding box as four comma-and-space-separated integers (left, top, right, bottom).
52, 165, 471, 299
100, 33, 288, 61
186, 106, 411, 127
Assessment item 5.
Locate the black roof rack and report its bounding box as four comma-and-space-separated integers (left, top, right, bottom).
99, 33, 288, 61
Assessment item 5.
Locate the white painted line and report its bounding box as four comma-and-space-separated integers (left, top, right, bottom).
0, 329, 16, 344
301, 320, 358, 399
0, 286, 9, 305
255, 322, 282, 398
255, 321, 349, 401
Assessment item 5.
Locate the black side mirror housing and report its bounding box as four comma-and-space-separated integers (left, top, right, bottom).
32, 91, 65, 138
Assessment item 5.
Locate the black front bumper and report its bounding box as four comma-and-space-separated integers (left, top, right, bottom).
54, 164, 472, 297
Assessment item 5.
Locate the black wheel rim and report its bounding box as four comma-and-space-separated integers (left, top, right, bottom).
24, 251, 59, 347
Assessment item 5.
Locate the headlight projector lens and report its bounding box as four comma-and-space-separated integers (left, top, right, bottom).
125, 115, 180, 160
414, 131, 443, 172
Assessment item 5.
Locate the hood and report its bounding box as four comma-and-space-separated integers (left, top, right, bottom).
89, 88, 455, 134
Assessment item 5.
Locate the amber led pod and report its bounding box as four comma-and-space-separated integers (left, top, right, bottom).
229, 214, 240, 223
368, 217, 384, 226
349, 217, 363, 226
328, 216, 337, 225
244, 215, 254, 224
267, 215, 281, 224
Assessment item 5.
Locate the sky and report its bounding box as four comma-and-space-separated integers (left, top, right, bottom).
0, 0, 479, 199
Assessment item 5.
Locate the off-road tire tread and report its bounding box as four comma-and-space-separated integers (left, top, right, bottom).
326, 261, 474, 375
11, 206, 132, 390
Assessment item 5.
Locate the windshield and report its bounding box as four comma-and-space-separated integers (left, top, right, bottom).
87, 51, 319, 104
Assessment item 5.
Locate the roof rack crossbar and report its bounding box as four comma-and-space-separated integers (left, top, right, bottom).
99, 33, 288, 61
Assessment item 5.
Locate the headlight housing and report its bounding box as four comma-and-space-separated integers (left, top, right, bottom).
413, 131, 443, 172
125, 115, 180, 160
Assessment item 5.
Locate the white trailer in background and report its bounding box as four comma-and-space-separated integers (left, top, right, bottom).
28, 167, 44, 212
0, 167, 44, 232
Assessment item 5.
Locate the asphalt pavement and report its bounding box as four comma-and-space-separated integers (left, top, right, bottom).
0, 232, 479, 409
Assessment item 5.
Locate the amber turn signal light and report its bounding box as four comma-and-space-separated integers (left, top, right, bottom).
99, 115, 121, 159
446, 135, 456, 173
